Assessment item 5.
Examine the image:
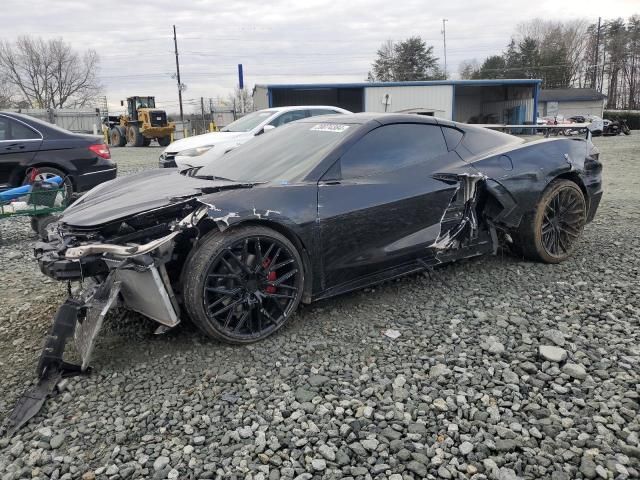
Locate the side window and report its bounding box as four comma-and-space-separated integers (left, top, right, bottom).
0, 117, 39, 140
339, 124, 448, 179
11, 120, 40, 140
309, 109, 341, 117
269, 110, 309, 127
0, 117, 8, 141
442, 127, 464, 151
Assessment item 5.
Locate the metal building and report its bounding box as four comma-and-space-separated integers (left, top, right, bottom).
253, 79, 541, 124
538, 88, 606, 118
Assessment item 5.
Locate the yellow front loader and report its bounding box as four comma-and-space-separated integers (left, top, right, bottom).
109, 96, 174, 147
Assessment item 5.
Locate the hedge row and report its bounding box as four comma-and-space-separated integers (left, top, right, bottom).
604, 110, 640, 130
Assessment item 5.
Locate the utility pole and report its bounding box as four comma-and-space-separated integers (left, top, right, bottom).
209, 98, 215, 132
200, 97, 206, 134
592, 17, 601, 89
441, 19, 448, 79
600, 46, 606, 95
173, 25, 184, 127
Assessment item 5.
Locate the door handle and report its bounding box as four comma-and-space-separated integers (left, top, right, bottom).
319, 180, 341, 186
3, 143, 25, 151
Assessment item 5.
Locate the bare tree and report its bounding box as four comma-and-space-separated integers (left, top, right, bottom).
368, 40, 395, 81
459, 59, 480, 79
225, 87, 253, 114
0, 36, 101, 109
0, 73, 14, 108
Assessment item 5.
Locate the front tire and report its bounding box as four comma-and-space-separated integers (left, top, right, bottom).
30, 215, 60, 240
514, 179, 586, 263
183, 226, 304, 343
158, 136, 171, 147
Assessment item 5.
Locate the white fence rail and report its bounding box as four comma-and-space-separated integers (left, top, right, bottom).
10, 108, 102, 134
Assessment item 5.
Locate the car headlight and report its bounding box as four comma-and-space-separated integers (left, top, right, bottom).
179, 146, 214, 157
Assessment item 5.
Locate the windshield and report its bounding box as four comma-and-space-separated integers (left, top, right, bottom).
220, 110, 275, 132
136, 97, 155, 109
198, 121, 355, 182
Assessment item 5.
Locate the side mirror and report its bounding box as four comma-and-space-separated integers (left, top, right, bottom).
262, 124, 276, 134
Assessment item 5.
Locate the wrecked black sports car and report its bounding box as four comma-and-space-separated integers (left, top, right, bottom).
35, 113, 602, 368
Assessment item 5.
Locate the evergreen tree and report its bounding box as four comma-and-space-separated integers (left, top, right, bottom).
474, 55, 507, 79
368, 37, 441, 82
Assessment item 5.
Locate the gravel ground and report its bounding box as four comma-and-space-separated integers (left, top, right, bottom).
0, 137, 638, 480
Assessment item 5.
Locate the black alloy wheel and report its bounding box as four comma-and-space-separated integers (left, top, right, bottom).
183, 226, 304, 343
540, 185, 586, 259
514, 179, 586, 263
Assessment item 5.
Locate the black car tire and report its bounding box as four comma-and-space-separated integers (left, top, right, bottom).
126, 125, 145, 147
143, 137, 152, 147
514, 179, 586, 263
182, 225, 304, 344
30, 214, 60, 240
110, 127, 126, 147
158, 136, 171, 147
24, 166, 73, 195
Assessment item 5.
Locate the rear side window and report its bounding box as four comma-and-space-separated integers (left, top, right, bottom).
0, 117, 7, 140
339, 123, 448, 179
442, 127, 464, 151
269, 110, 310, 127
309, 109, 341, 116
0, 116, 40, 141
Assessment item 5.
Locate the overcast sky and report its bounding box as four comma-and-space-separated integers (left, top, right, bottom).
2, 0, 638, 114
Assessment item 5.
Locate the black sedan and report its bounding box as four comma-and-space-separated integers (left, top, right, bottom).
35, 113, 602, 371
0, 112, 116, 193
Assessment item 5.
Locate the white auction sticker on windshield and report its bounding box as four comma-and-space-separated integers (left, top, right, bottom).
310, 124, 350, 133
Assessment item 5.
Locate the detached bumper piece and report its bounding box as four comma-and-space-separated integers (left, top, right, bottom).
2, 300, 89, 437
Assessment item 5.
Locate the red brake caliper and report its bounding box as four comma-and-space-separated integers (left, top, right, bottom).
262, 259, 277, 293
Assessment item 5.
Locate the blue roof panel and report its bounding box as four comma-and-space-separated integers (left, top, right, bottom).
256, 79, 542, 90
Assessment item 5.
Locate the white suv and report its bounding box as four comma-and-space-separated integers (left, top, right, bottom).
159, 105, 351, 169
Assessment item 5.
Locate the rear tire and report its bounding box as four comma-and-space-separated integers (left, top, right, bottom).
513, 179, 586, 263
182, 225, 304, 344
24, 166, 73, 196
126, 125, 145, 147
110, 127, 126, 147
158, 136, 171, 147
143, 137, 152, 147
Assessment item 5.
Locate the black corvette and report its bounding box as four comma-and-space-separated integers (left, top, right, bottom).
36, 113, 602, 369
0, 112, 116, 193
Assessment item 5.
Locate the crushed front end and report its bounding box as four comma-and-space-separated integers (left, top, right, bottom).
34, 201, 208, 373
1, 203, 209, 436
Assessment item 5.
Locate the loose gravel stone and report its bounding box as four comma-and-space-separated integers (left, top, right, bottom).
407, 460, 428, 477
153, 456, 170, 471
361, 438, 379, 451
562, 362, 587, 379
49, 434, 65, 449
542, 328, 566, 346
482, 335, 505, 354
460, 441, 474, 455
539, 345, 567, 363
311, 458, 326, 471
433, 398, 449, 411
317, 444, 336, 461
